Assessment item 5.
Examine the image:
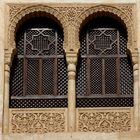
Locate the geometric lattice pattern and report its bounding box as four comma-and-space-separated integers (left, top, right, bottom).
42, 58, 55, 96
105, 58, 117, 95
76, 98, 133, 107
10, 18, 68, 108
26, 59, 40, 95
90, 58, 102, 95
57, 58, 68, 96
76, 58, 87, 96
10, 58, 23, 97
120, 58, 133, 95
77, 27, 133, 107
10, 99, 67, 108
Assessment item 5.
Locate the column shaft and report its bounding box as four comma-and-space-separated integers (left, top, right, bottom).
3, 64, 10, 134
133, 64, 139, 131
68, 64, 76, 132
66, 53, 77, 132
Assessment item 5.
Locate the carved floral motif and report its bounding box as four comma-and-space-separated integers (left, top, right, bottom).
78, 109, 131, 132
10, 109, 66, 133
117, 5, 133, 21
9, 5, 27, 22
6, 4, 136, 133
55, 7, 88, 25
7, 4, 135, 54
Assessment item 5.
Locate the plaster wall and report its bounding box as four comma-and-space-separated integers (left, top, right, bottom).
0, 0, 140, 139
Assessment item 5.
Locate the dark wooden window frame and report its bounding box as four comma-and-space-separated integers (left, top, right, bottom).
10, 21, 68, 108
76, 28, 133, 107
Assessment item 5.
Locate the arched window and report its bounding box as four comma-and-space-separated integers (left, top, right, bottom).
10, 14, 68, 108
76, 14, 133, 107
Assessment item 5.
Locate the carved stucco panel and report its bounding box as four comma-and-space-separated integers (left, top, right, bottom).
55, 7, 88, 26
77, 108, 132, 132
9, 109, 67, 133
7, 4, 135, 59
55, 6, 88, 51
9, 5, 27, 21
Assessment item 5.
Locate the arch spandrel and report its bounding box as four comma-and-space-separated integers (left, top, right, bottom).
7, 5, 67, 61
6, 4, 136, 62
75, 5, 135, 53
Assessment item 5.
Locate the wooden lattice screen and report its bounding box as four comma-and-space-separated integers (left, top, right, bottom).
76, 17, 133, 107
10, 17, 68, 108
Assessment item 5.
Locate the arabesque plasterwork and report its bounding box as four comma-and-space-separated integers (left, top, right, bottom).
77, 108, 132, 132
4, 3, 137, 134
6, 4, 136, 65
9, 109, 67, 133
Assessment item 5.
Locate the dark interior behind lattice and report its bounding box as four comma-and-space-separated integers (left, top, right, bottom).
76, 15, 133, 107
10, 16, 68, 108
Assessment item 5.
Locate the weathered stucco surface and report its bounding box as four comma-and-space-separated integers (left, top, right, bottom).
1, 0, 140, 139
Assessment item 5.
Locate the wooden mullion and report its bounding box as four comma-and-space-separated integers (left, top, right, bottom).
77, 94, 133, 99
54, 58, 58, 96
11, 95, 68, 99
54, 31, 58, 96
23, 31, 27, 96
55, 31, 58, 55
86, 31, 89, 55
81, 55, 127, 58
39, 58, 42, 95
18, 55, 64, 59
23, 58, 27, 96
117, 30, 120, 96
87, 57, 90, 96
102, 58, 105, 95
86, 31, 90, 96
116, 58, 120, 96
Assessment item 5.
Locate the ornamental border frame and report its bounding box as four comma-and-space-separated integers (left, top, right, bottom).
6, 4, 136, 63
3, 3, 138, 134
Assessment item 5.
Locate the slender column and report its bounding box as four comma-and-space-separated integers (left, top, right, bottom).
3, 62, 10, 134
3, 45, 16, 133
132, 52, 139, 131
66, 52, 77, 132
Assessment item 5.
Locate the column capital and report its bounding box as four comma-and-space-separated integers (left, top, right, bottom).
131, 51, 138, 66
4, 55, 11, 72
4, 48, 17, 72
131, 51, 139, 71
66, 51, 78, 65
